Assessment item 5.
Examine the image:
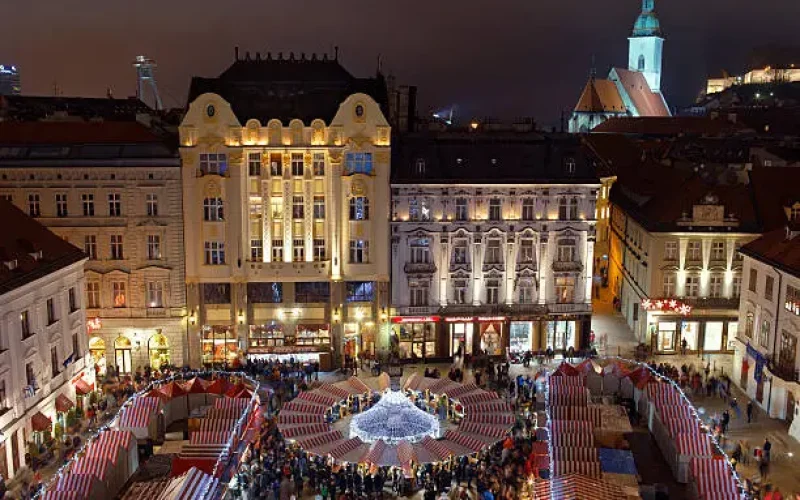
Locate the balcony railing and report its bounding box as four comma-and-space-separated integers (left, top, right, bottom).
508, 303, 547, 315
552, 261, 584, 272
403, 262, 437, 274
548, 303, 592, 314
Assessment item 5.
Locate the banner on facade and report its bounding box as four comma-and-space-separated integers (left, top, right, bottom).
746, 343, 767, 383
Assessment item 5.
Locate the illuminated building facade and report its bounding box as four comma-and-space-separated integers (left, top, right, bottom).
180, 52, 391, 368
0, 122, 187, 374
0, 201, 87, 480
390, 129, 598, 360
0, 63, 20, 95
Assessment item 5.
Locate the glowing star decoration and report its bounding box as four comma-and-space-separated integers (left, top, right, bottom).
640, 298, 692, 316
349, 390, 440, 445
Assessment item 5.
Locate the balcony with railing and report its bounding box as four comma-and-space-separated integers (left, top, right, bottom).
404, 262, 437, 274
552, 260, 584, 272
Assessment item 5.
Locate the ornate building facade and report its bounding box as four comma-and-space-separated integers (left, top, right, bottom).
0, 122, 186, 373
180, 53, 391, 368
390, 129, 598, 360
0, 201, 88, 480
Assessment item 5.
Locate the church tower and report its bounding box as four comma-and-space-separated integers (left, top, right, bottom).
628, 0, 664, 92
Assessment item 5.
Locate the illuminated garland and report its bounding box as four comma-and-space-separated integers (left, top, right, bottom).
349, 390, 440, 445
35, 370, 260, 500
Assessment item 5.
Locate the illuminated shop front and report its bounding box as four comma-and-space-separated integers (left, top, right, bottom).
88, 337, 107, 377
545, 320, 577, 351
445, 317, 474, 357
390, 316, 439, 360
509, 321, 534, 354
148, 331, 170, 370
642, 298, 737, 354
248, 322, 331, 362
202, 325, 239, 365
478, 317, 506, 356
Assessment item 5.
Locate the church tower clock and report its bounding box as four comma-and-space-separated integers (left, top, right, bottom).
628, 0, 664, 92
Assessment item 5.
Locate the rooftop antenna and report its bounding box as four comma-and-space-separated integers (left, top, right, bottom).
133, 55, 164, 111
590, 54, 597, 79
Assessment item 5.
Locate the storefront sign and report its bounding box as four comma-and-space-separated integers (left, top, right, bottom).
477, 316, 506, 322
391, 316, 440, 324
444, 317, 475, 323
248, 346, 325, 354
86, 317, 102, 333
640, 298, 692, 316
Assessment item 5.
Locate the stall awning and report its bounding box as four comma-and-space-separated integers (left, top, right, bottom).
31, 411, 52, 432
55, 394, 74, 413
75, 378, 94, 395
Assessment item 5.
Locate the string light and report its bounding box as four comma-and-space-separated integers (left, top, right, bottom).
35, 370, 260, 500
349, 390, 440, 445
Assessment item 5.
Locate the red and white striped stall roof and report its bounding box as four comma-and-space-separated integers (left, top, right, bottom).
397, 441, 415, 465
199, 418, 236, 433
317, 383, 351, 400
298, 430, 343, 449
363, 440, 387, 464
71, 456, 111, 481
533, 473, 628, 499
278, 413, 325, 425
55, 473, 94, 495
659, 404, 694, 420
549, 419, 593, 435
282, 400, 327, 414
549, 387, 589, 407
118, 397, 160, 428
551, 446, 599, 463
550, 432, 594, 448
652, 387, 685, 409
346, 377, 371, 394
675, 432, 713, 457
444, 430, 486, 452
160, 466, 218, 500
462, 401, 512, 413
549, 375, 585, 387
190, 431, 233, 445
458, 391, 499, 406
552, 460, 602, 478
428, 378, 460, 394
42, 491, 81, 500
213, 397, 251, 410
329, 437, 364, 460
85, 437, 121, 464
462, 412, 515, 426
297, 390, 338, 407
457, 421, 509, 439
690, 458, 740, 499
420, 436, 453, 460
280, 423, 331, 439
446, 383, 481, 398
530, 441, 549, 456
664, 417, 702, 437
206, 407, 243, 421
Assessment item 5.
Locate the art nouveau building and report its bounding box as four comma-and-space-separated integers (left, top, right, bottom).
0, 122, 186, 373
390, 130, 598, 361
0, 200, 88, 480
180, 53, 391, 368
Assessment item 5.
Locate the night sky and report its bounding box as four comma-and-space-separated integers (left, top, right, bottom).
3, 0, 799, 126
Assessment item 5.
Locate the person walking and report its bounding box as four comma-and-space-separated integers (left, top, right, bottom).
747, 401, 754, 423
721, 410, 730, 434
681, 337, 688, 356
764, 437, 772, 462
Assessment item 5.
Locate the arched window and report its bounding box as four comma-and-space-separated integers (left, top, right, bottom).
114, 336, 132, 374
638, 55, 646, 72
203, 197, 224, 221
148, 332, 170, 370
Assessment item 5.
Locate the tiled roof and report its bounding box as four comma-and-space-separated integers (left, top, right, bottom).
574, 78, 627, 113
391, 131, 600, 184
749, 167, 800, 231
187, 57, 389, 124
0, 200, 85, 294
610, 68, 670, 117
0, 95, 152, 121
739, 229, 800, 278
0, 121, 165, 144
592, 116, 743, 136
582, 134, 647, 177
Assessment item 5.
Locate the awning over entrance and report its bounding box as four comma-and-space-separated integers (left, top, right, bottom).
31, 411, 52, 432
55, 394, 74, 413
75, 377, 94, 395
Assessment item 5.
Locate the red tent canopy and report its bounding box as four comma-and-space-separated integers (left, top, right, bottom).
206, 378, 233, 395
32, 411, 52, 432
576, 359, 599, 375
159, 381, 187, 399
55, 394, 74, 413
224, 383, 247, 398
552, 362, 579, 377
182, 377, 210, 394
627, 366, 653, 389
145, 388, 169, 401
232, 388, 252, 399
75, 377, 94, 395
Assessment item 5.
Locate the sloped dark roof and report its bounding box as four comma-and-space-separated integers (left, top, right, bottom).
749, 167, 800, 231
187, 57, 389, 124
593, 116, 744, 137
574, 78, 626, 113
0, 95, 152, 122
0, 200, 85, 294
610, 68, 670, 117
392, 131, 599, 185
739, 229, 800, 278
582, 134, 647, 177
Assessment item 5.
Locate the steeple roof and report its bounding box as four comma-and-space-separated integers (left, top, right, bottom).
574, 78, 626, 113
632, 0, 661, 37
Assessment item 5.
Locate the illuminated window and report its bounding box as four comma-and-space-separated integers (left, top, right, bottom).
522, 198, 535, 220
291, 153, 304, 176
685, 275, 700, 297
204, 241, 225, 265
489, 198, 501, 221
313, 153, 325, 176
485, 239, 502, 264
199, 153, 227, 175
709, 274, 723, 298
272, 240, 284, 261
485, 280, 500, 304
349, 240, 369, 263
112, 281, 127, 308
250, 239, 263, 261
146, 234, 161, 260
344, 152, 373, 175
687, 241, 701, 261
146, 281, 164, 308
711, 241, 725, 261
86, 282, 100, 309
248, 152, 261, 176
455, 198, 468, 221
662, 273, 675, 297
313, 196, 325, 219
349, 196, 370, 220
292, 196, 304, 219
203, 197, 224, 221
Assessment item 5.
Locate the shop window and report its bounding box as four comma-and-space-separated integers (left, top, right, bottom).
485, 280, 500, 304
295, 324, 331, 347
201, 326, 237, 365
546, 320, 575, 351
392, 322, 436, 360
510, 322, 533, 353
657, 322, 677, 352
247, 282, 282, 303
346, 281, 374, 302
488, 198, 501, 221
148, 332, 170, 370
555, 277, 575, 303
295, 282, 330, 303
680, 322, 699, 351
703, 322, 724, 352
449, 322, 472, 357
89, 337, 106, 377
249, 323, 285, 348
203, 283, 231, 304
114, 336, 133, 374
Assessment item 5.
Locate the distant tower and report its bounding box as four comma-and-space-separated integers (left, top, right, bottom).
628, 0, 664, 92
133, 55, 163, 110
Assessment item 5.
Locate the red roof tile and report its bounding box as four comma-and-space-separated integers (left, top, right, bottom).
0, 121, 162, 145
574, 78, 627, 113
0, 200, 86, 294
740, 229, 800, 278
609, 68, 670, 117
